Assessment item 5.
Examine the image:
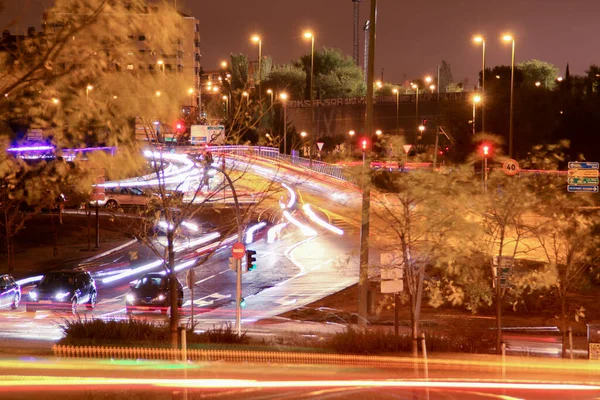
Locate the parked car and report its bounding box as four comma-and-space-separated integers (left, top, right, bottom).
0, 274, 21, 310
99, 187, 158, 209
27, 270, 97, 313
125, 272, 183, 314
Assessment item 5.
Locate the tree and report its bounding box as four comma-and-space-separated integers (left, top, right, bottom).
438, 60, 454, 93
517, 59, 559, 90
262, 63, 306, 99
371, 168, 470, 356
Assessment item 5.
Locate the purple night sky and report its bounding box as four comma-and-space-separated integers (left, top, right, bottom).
2, 0, 598, 85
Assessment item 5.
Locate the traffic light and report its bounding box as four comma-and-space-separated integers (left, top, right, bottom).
240, 297, 247, 308
246, 250, 257, 271
361, 139, 368, 151
482, 144, 490, 156
175, 121, 185, 133
422, 118, 428, 126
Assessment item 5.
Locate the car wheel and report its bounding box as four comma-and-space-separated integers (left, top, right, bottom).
105, 200, 118, 209
10, 293, 20, 310
71, 297, 78, 314
86, 291, 97, 310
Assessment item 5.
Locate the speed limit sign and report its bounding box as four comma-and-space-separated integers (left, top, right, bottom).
502, 159, 520, 176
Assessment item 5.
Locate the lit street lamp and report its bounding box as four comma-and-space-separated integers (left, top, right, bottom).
472, 95, 482, 135
304, 31, 315, 168
222, 94, 229, 115
474, 35, 486, 133
375, 129, 382, 136
220, 60, 228, 69
392, 88, 399, 135
242, 91, 249, 106
503, 34, 516, 158
280, 92, 288, 154
251, 35, 262, 98
86, 84, 93, 104
157, 59, 165, 75
188, 88, 194, 108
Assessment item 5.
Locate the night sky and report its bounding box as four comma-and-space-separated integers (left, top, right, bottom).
2, 0, 598, 85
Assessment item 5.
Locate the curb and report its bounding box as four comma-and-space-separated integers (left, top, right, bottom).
80, 237, 138, 264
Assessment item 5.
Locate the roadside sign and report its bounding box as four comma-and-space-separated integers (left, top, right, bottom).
568, 177, 599, 185
232, 242, 246, 260
316, 142, 324, 151
568, 162, 599, 170
381, 279, 403, 294
186, 269, 196, 288
402, 144, 413, 154
502, 159, 520, 176
568, 185, 599, 193
568, 169, 599, 178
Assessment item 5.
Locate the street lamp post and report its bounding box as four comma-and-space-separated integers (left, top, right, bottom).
251, 36, 262, 99
304, 31, 315, 169
157, 59, 165, 75
411, 83, 420, 143
503, 34, 516, 158
474, 35, 486, 133
222, 94, 229, 116
266, 88, 274, 133
280, 92, 288, 155
392, 88, 399, 135
472, 95, 482, 135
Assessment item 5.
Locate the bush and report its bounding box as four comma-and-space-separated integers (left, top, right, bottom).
58, 317, 248, 346
327, 326, 494, 355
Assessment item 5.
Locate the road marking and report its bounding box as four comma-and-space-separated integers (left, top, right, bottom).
99, 308, 127, 318
194, 269, 229, 285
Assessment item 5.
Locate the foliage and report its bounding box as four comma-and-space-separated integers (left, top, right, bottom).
517, 59, 559, 90
262, 63, 306, 100
58, 317, 248, 346
438, 60, 454, 93
327, 326, 493, 355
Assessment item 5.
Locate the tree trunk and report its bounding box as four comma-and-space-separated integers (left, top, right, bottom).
412, 267, 425, 358
410, 296, 418, 358
561, 295, 567, 359
167, 230, 178, 348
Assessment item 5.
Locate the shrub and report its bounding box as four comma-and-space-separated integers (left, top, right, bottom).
58, 317, 248, 346
326, 326, 494, 355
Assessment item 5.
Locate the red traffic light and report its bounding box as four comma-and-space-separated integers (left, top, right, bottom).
361, 139, 367, 150
482, 145, 490, 156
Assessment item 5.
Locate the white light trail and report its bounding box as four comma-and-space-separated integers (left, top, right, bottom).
302, 204, 344, 235
15, 275, 43, 286
281, 183, 296, 209
267, 223, 287, 243
283, 210, 317, 236
245, 222, 267, 244
101, 259, 164, 284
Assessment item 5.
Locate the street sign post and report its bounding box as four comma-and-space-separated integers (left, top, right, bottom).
502, 159, 520, 176
568, 177, 600, 185
232, 242, 245, 259
568, 162, 600, 170
186, 269, 196, 327
568, 185, 599, 193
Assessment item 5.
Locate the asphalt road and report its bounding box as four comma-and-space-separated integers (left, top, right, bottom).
0, 153, 363, 342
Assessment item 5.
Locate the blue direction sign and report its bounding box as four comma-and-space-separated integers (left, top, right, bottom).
567, 185, 599, 193
568, 177, 600, 185
568, 162, 599, 170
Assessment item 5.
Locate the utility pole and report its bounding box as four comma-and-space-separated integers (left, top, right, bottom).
363, 21, 370, 84
358, 0, 377, 328
352, 0, 361, 66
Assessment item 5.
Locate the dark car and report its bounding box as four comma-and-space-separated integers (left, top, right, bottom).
26, 270, 97, 314
126, 273, 183, 314
0, 274, 21, 310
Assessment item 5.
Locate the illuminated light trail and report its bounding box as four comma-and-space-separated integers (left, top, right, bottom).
302, 204, 344, 235
283, 210, 317, 236
245, 222, 267, 244
281, 183, 296, 208
15, 275, 44, 286
267, 223, 287, 243
173, 232, 220, 252
1, 376, 600, 392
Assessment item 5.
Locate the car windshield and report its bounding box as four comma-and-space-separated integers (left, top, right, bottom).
134, 276, 166, 289
40, 274, 74, 287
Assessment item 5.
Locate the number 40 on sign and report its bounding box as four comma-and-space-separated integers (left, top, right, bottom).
502, 159, 520, 176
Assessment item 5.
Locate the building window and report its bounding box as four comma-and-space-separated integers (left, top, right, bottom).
139, 49, 145, 55
138, 35, 145, 41
127, 64, 134, 70
148, 64, 155, 70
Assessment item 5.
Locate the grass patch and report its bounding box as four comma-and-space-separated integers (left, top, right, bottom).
326, 326, 494, 355
57, 317, 248, 347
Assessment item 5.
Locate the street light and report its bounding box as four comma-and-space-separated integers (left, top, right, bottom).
474, 35, 486, 133
188, 88, 194, 108
300, 131, 307, 138
157, 59, 165, 75
472, 95, 482, 135
280, 92, 288, 155
503, 34, 516, 158
303, 30, 315, 168
392, 88, 400, 135
220, 60, 228, 69
155, 90, 161, 97
424, 76, 432, 84
411, 83, 420, 142
86, 84, 93, 104
242, 91, 249, 106
535, 81, 541, 87
251, 35, 262, 98
429, 84, 436, 93
52, 97, 59, 104
222, 94, 229, 115
375, 129, 382, 136
349, 130, 355, 136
